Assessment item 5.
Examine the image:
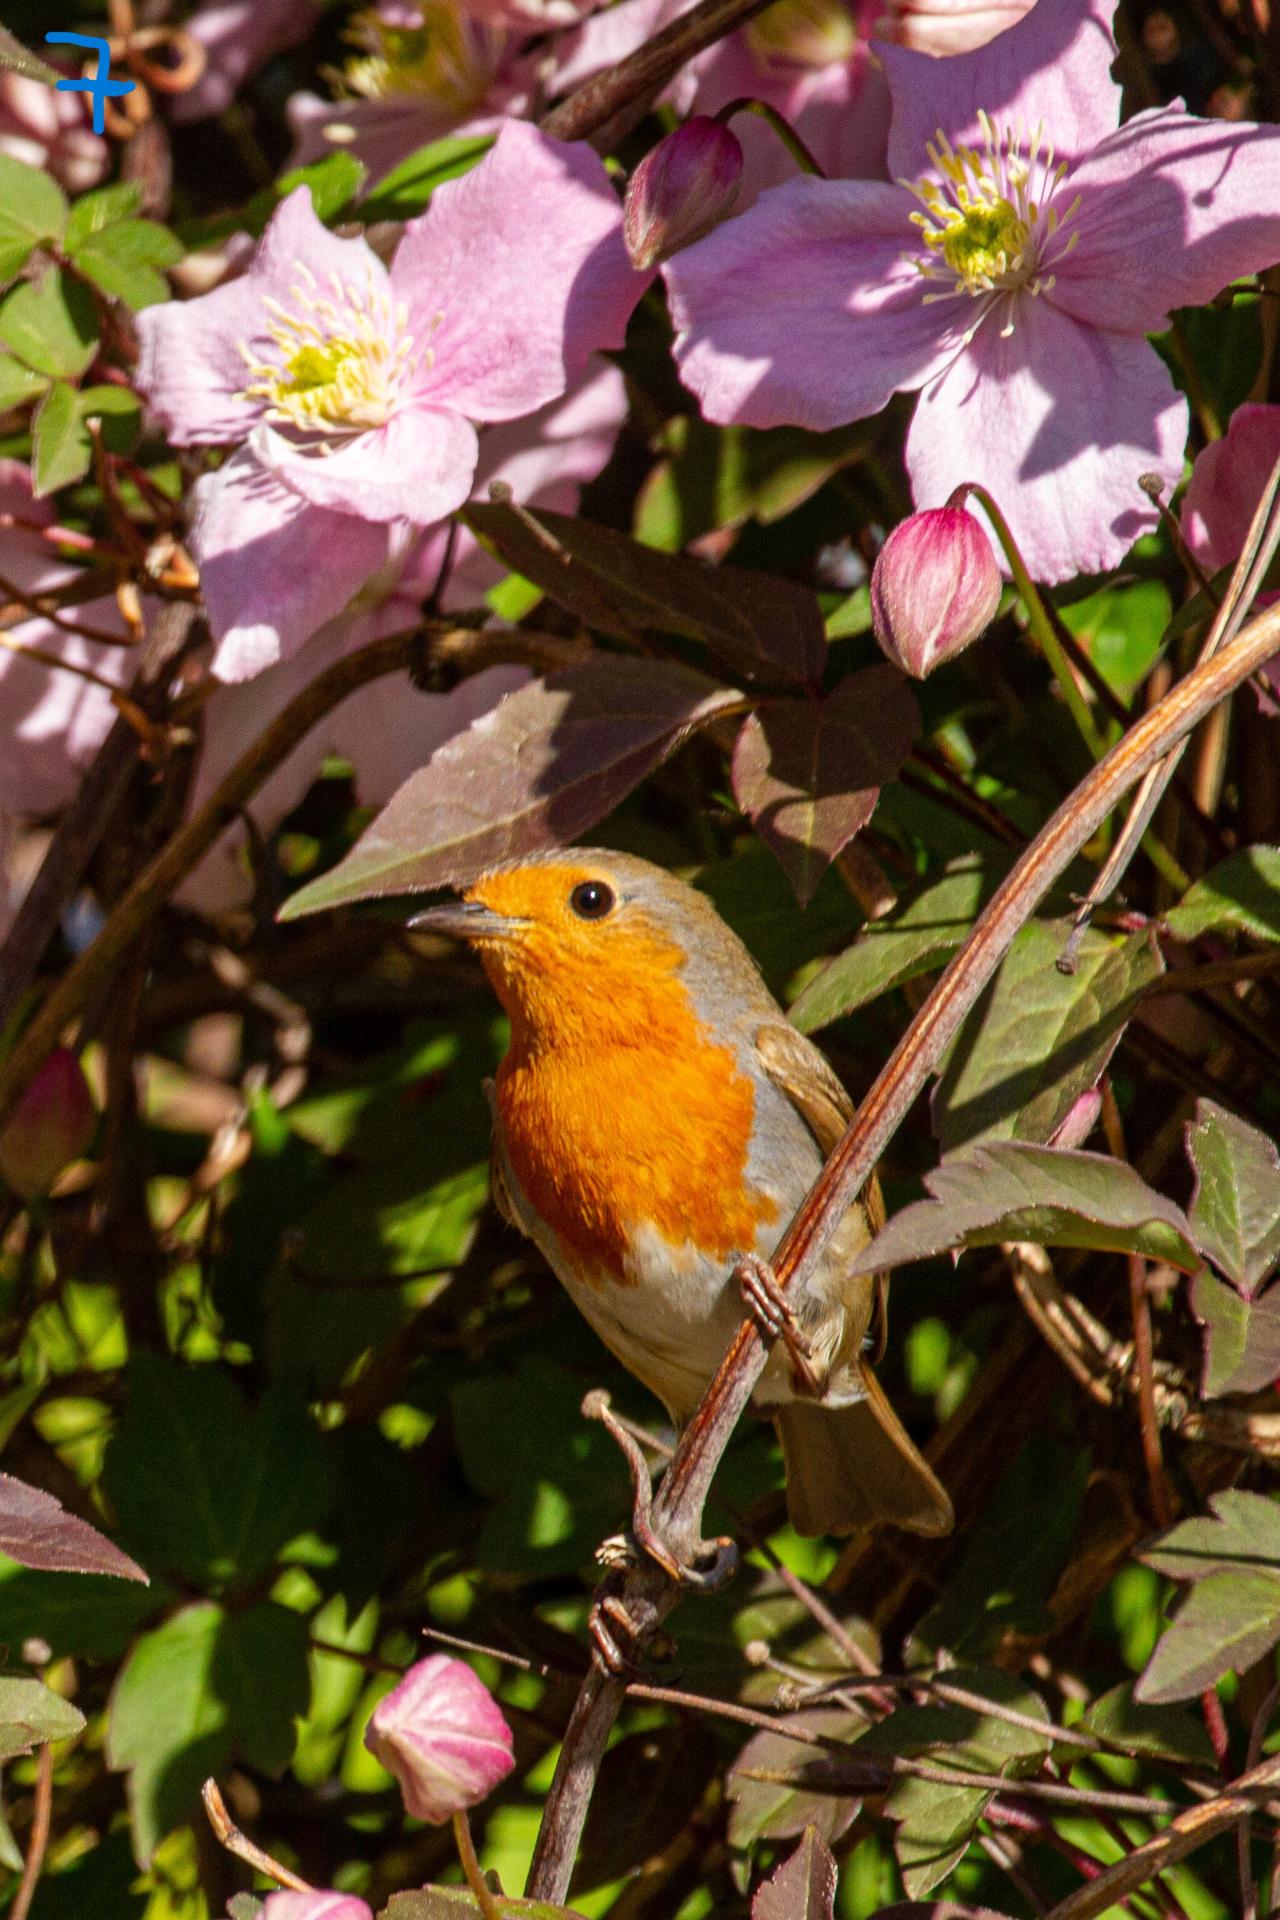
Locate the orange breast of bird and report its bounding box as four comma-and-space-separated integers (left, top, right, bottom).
476, 867, 779, 1288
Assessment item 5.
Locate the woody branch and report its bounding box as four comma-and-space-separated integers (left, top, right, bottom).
526, 588, 1280, 1902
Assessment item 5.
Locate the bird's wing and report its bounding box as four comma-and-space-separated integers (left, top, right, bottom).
754, 1019, 888, 1361
753, 1019, 854, 1157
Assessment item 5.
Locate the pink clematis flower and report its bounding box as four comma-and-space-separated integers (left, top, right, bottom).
1180, 402, 1280, 707
135, 122, 643, 680
0, 71, 107, 192
286, 1, 536, 188
876, 0, 1035, 55
664, 0, 1280, 583
0, 462, 130, 818
171, 0, 322, 124
364, 1655, 515, 1824
1180, 402, 1280, 578
259, 1896, 373, 1920
180, 361, 624, 910
560, 0, 891, 194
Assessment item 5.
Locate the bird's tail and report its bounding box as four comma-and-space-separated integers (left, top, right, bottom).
774, 1369, 953, 1539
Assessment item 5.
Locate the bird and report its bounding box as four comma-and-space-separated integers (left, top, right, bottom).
412, 848, 952, 1541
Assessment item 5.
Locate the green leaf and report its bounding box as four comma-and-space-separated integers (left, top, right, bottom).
0, 1563, 159, 1660
1141, 1490, 1280, 1582
107, 1600, 309, 1863
0, 268, 98, 378
359, 133, 496, 222
574, 1725, 718, 1896
752, 1826, 837, 1920
1136, 1567, 1280, 1704
0, 153, 67, 283
731, 670, 919, 905
465, 502, 825, 688
32, 380, 91, 495
909, 1438, 1090, 1662
933, 919, 1162, 1151
452, 1358, 633, 1578
790, 856, 1004, 1032
859, 1668, 1052, 1772
1080, 1683, 1217, 1766
1059, 579, 1171, 700
69, 221, 184, 310
846, 1143, 1201, 1281
634, 413, 871, 549
280, 657, 742, 917
293, 1160, 487, 1282
1190, 1264, 1280, 1397
1186, 1099, 1280, 1293
0, 353, 47, 411
0, 1675, 84, 1760
726, 1707, 866, 1849
886, 1773, 986, 1900
384, 1892, 587, 1919
102, 1354, 332, 1589
64, 183, 144, 251
77, 384, 142, 456
178, 154, 366, 250
1164, 845, 1280, 943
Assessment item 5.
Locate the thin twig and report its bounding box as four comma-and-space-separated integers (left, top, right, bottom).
527, 591, 1280, 1904
1043, 1754, 1280, 1920
11, 1744, 53, 1920
201, 1778, 313, 1893
540, 0, 778, 142
1101, 1079, 1172, 1528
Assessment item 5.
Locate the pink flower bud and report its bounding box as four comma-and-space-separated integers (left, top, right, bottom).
0, 1049, 96, 1199
1048, 1088, 1103, 1151
260, 1896, 372, 1920
871, 507, 1001, 678
624, 118, 742, 270
364, 1656, 515, 1824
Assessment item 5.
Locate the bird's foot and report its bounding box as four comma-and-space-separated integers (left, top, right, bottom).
584, 1390, 739, 1593
736, 1253, 825, 1396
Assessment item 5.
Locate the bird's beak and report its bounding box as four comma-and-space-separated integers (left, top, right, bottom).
408, 899, 525, 942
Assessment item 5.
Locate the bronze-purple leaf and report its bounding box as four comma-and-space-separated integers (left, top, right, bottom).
280, 656, 742, 918
466, 501, 826, 687
753, 1826, 837, 1920
731, 667, 920, 905
0, 1472, 147, 1581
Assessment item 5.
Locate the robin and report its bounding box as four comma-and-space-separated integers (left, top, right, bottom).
413, 848, 952, 1540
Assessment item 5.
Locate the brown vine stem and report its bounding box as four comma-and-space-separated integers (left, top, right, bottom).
526, 592, 1280, 1903
0, 628, 421, 1134
1043, 1753, 1280, 1920
10, 1743, 53, 1920
539, 0, 778, 144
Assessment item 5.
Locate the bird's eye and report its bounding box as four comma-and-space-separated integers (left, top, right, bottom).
569, 880, 615, 920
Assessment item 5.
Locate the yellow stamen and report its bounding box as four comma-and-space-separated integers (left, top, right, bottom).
237, 264, 427, 436
338, 1, 504, 111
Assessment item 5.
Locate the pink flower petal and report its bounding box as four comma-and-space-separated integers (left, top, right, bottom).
878, 0, 1036, 57
1051, 105, 1280, 333
192, 451, 394, 679
136, 189, 391, 447
260, 1895, 373, 1920
665, 177, 961, 428
171, 0, 320, 123
249, 407, 479, 527
906, 300, 1188, 583
1181, 403, 1280, 575
365, 1654, 515, 1824
882, 0, 1120, 180
0, 608, 130, 816
395, 122, 646, 421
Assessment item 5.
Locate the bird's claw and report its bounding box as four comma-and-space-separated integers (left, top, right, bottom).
584, 1391, 740, 1592
736, 1253, 825, 1396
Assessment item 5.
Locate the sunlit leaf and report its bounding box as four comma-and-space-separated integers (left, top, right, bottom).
752, 1825, 837, 1920
1186, 1099, 1280, 1293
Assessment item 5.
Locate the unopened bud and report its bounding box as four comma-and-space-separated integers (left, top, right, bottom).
624, 117, 742, 270
871, 507, 1001, 678
364, 1655, 515, 1824
260, 1897, 372, 1920
1048, 1088, 1103, 1151
0, 1049, 96, 1199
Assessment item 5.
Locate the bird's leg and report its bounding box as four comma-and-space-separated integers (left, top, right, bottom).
584, 1390, 738, 1593
588, 1591, 642, 1675
735, 1253, 826, 1397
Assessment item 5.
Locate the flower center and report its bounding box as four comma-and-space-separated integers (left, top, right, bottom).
745, 0, 859, 70
340, 3, 503, 111
903, 113, 1081, 311
237, 263, 426, 435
